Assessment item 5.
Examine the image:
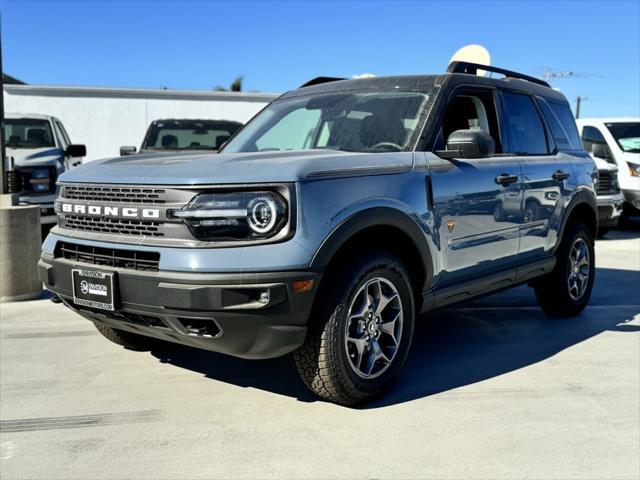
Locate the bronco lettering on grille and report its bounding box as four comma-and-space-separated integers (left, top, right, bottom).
57, 203, 161, 219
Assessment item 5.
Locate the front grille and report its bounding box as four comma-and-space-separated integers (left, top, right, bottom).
62, 185, 166, 204
56, 183, 197, 241
60, 215, 164, 237
597, 170, 618, 195
56, 241, 160, 271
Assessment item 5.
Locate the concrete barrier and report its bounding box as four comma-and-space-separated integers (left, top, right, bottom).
0, 201, 42, 302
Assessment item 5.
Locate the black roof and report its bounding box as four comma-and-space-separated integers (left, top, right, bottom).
283, 64, 566, 103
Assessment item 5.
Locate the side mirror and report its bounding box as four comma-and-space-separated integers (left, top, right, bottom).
437, 129, 496, 159
66, 144, 86, 158
120, 146, 137, 156
592, 143, 610, 160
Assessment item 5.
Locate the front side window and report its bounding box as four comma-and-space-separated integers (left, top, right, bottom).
223, 91, 430, 154
143, 120, 242, 151
501, 92, 548, 155
3, 118, 55, 149
605, 122, 640, 153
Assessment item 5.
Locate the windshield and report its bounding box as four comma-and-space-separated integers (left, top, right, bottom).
222, 91, 430, 154
605, 122, 640, 153
143, 120, 243, 151
4, 118, 55, 149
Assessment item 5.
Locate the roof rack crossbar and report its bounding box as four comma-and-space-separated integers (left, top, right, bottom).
299, 77, 346, 88
447, 61, 550, 88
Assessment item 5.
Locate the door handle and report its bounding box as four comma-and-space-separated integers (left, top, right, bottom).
495, 173, 519, 186
552, 170, 570, 181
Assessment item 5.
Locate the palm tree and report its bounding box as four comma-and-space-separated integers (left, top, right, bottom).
214, 76, 243, 92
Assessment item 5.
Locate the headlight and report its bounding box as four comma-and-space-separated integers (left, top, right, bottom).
170, 190, 289, 242
29, 168, 54, 193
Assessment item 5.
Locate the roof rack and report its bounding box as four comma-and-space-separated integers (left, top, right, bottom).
447, 61, 550, 88
299, 76, 346, 88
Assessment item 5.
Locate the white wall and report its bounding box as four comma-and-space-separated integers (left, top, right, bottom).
4, 85, 278, 162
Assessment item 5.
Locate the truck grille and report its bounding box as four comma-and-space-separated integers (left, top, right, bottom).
62, 185, 166, 204
60, 216, 164, 237
56, 183, 197, 242
597, 170, 619, 195
55, 241, 160, 271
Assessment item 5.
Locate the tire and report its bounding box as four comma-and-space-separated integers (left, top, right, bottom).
93, 322, 157, 351
534, 222, 595, 317
596, 227, 610, 239
294, 249, 415, 406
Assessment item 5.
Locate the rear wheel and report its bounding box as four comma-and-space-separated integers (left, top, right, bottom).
294, 250, 415, 406
534, 222, 595, 317
94, 323, 157, 351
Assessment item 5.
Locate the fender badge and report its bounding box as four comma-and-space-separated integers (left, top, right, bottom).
447, 219, 456, 233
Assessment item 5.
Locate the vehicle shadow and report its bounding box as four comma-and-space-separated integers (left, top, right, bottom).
149, 266, 640, 408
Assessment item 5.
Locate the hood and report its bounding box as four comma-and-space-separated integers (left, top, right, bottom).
617, 151, 640, 166
58, 150, 415, 185
592, 156, 618, 172
6, 147, 64, 167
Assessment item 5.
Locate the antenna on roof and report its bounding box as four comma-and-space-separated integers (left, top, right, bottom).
449, 45, 491, 76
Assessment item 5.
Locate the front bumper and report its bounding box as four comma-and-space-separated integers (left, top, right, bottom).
621, 189, 640, 213
39, 253, 320, 359
596, 192, 624, 227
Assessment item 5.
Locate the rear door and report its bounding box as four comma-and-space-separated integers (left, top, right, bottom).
427, 88, 522, 287
499, 91, 571, 262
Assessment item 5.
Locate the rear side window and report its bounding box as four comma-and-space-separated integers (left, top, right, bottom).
501, 92, 548, 154
547, 101, 582, 150
538, 100, 571, 150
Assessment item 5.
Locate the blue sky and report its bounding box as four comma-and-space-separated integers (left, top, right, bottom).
2, 0, 639, 117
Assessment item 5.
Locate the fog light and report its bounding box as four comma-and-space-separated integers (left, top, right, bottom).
258, 291, 270, 305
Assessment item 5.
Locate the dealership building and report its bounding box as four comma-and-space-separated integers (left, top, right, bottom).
3, 83, 278, 162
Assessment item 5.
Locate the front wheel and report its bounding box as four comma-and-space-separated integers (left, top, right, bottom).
534, 222, 595, 317
294, 250, 415, 406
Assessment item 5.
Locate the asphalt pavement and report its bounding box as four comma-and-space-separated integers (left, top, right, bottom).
1, 228, 639, 480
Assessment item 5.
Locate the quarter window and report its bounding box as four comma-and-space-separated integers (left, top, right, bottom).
501, 92, 548, 155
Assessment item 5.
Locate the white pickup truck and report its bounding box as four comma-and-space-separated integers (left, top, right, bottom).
577, 118, 640, 224
4, 114, 86, 224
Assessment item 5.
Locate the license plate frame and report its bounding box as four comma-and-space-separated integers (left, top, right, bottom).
71, 268, 116, 311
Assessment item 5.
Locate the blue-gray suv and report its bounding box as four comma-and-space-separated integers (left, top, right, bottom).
40, 62, 598, 405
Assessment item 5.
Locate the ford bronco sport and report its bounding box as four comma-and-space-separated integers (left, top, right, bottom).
40, 62, 598, 406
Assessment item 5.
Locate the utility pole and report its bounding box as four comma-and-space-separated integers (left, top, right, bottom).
575, 96, 588, 119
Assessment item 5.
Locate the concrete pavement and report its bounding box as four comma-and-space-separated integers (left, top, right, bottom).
1, 229, 638, 479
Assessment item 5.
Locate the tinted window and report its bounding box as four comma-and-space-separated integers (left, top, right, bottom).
501, 92, 548, 154
538, 100, 570, 150
548, 101, 582, 149
143, 120, 242, 151
3, 118, 55, 149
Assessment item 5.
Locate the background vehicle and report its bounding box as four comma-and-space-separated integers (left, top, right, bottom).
4, 113, 86, 224
40, 63, 598, 406
592, 156, 624, 236
120, 119, 243, 156
577, 118, 640, 221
